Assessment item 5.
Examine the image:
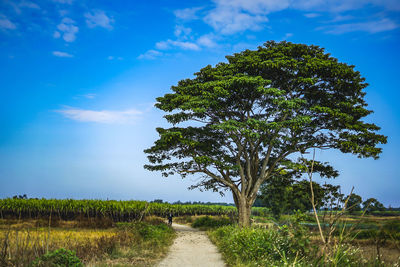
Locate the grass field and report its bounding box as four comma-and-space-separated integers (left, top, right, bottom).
1, 199, 399, 266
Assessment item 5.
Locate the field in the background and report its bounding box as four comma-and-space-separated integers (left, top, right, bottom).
0, 198, 268, 221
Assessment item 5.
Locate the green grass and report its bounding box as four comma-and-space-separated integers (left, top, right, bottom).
191, 216, 233, 230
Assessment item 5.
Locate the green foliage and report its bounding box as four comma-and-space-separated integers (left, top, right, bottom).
347, 193, 363, 212
209, 225, 312, 266
192, 216, 232, 229
322, 244, 362, 267
356, 220, 400, 241
258, 177, 343, 219
31, 248, 83, 267
363, 198, 385, 213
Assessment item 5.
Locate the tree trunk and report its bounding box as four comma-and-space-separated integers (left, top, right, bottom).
237, 196, 252, 227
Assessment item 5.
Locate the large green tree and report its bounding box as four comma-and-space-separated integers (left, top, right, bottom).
144, 41, 387, 227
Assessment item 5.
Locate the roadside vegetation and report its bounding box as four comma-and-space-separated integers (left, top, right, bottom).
0, 216, 175, 266
208, 212, 400, 266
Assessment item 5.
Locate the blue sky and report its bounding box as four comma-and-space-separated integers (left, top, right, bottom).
0, 0, 399, 206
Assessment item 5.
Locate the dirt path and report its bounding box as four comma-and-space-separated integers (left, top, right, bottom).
157, 223, 226, 267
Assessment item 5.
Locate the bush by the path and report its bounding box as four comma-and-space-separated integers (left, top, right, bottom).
209, 225, 313, 266
31, 248, 83, 267
192, 216, 232, 230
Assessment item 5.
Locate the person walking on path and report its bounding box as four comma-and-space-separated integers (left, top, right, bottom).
167, 212, 173, 225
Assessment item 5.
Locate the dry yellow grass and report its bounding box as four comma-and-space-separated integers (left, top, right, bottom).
0, 218, 175, 266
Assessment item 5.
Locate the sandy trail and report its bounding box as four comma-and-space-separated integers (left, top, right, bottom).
157, 223, 225, 267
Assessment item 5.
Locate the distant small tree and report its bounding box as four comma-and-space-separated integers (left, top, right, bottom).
363, 198, 385, 213
346, 193, 362, 212
12, 194, 27, 199
258, 179, 341, 219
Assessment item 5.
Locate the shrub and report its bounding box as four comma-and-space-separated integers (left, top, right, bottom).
209, 225, 311, 266
31, 248, 83, 267
192, 216, 232, 229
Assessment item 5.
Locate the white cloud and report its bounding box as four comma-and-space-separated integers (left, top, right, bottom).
82, 93, 96, 99
292, 0, 400, 12
205, 9, 268, 34
85, 10, 114, 30
174, 7, 203, 20
56, 107, 143, 124
283, 32, 293, 39
216, 0, 290, 14
108, 56, 123, 60
304, 13, 320, 18
171, 0, 399, 37
174, 25, 192, 38
0, 17, 16, 30
56, 17, 78, 42
53, 31, 61, 38
156, 39, 200, 50
329, 15, 354, 22
204, 0, 289, 34
138, 50, 163, 60
323, 18, 398, 34
52, 51, 73, 57
197, 34, 217, 47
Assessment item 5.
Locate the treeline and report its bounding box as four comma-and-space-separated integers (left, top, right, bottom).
151, 199, 235, 206
256, 177, 396, 219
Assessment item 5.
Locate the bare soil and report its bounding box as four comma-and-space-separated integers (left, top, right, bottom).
157, 223, 225, 267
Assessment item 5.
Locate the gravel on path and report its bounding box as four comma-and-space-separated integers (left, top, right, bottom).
157, 223, 226, 267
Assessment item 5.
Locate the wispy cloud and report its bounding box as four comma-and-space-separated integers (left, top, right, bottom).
323, 18, 398, 34
54, 17, 78, 42
107, 56, 123, 60
197, 34, 218, 48
174, 25, 192, 38
52, 51, 74, 57
156, 39, 200, 50
81, 93, 96, 99
174, 7, 203, 20
0, 16, 16, 30
56, 107, 143, 124
204, 0, 289, 34
138, 50, 163, 60
85, 10, 114, 30
292, 0, 400, 12
19, 1, 40, 9
52, 0, 73, 4
283, 32, 293, 39
304, 13, 320, 18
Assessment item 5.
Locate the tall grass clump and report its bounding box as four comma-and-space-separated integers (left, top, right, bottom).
209, 225, 312, 266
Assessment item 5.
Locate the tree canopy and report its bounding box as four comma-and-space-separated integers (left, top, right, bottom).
363, 197, 385, 213
144, 41, 387, 226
